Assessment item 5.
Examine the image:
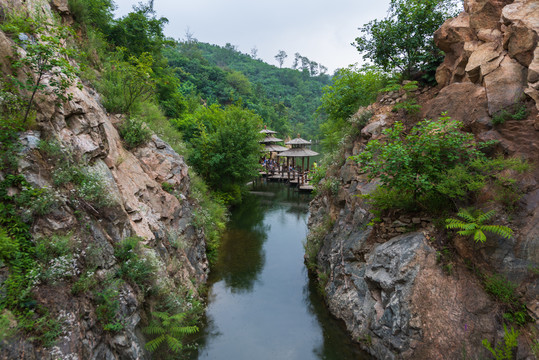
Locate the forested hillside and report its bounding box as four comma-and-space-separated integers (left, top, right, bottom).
165, 41, 331, 140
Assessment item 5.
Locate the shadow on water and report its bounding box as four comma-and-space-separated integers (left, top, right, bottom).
188, 182, 370, 360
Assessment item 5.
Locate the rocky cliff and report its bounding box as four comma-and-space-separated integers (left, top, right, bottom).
0, 1, 209, 358
308, 0, 538, 359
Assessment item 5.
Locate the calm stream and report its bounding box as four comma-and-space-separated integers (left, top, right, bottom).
189, 182, 369, 360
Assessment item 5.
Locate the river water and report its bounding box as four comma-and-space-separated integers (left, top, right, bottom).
189, 182, 369, 360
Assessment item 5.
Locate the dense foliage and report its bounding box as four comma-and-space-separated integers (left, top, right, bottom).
166, 41, 331, 140
318, 65, 387, 151
351, 115, 513, 212
176, 105, 263, 203
353, 0, 458, 81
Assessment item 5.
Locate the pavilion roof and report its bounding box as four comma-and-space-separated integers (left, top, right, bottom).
259, 128, 277, 134
278, 147, 319, 157
285, 137, 311, 146
261, 144, 288, 152
260, 135, 283, 143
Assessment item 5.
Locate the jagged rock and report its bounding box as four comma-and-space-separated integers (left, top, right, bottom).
421, 82, 492, 132
0, 29, 13, 74
477, 28, 502, 42
484, 55, 528, 115
464, 0, 508, 31
503, 23, 538, 66
50, 0, 69, 14
465, 42, 503, 83
0, 1, 209, 358
361, 114, 388, 139
434, 12, 476, 53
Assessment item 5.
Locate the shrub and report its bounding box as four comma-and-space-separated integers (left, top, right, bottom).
484, 274, 530, 326
492, 99, 529, 125
352, 114, 490, 211
132, 101, 188, 156
71, 269, 97, 295
351, 114, 527, 213
382, 80, 421, 114
97, 50, 156, 113
46, 142, 113, 208
484, 274, 518, 304
118, 116, 152, 149
189, 174, 227, 264
0, 310, 16, 342
304, 215, 334, 270
482, 324, 519, 360
161, 182, 174, 193
95, 279, 124, 332
114, 236, 154, 292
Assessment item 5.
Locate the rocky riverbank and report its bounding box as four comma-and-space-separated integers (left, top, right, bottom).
307, 0, 539, 358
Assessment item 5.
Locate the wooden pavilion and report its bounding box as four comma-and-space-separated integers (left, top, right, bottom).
279, 135, 319, 187
259, 127, 287, 175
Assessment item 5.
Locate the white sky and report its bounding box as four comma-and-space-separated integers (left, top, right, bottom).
113, 0, 391, 74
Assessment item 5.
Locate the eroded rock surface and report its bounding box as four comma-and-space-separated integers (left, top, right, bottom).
309, 1, 539, 358
0, 1, 208, 358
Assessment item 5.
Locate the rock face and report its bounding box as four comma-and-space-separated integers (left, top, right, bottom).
0, 1, 208, 358
308, 0, 539, 358
309, 177, 501, 359
434, 0, 539, 116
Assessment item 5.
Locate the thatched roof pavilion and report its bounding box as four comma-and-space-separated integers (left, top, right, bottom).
278, 135, 319, 185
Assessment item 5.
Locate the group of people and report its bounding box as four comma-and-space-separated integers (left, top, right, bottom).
261, 158, 303, 174
261, 158, 279, 172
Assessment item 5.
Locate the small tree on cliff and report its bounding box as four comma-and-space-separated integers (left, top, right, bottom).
6, 19, 80, 124
353, 0, 459, 81
351, 114, 493, 211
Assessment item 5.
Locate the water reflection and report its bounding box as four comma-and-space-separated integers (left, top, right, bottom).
210, 194, 268, 292
190, 182, 370, 360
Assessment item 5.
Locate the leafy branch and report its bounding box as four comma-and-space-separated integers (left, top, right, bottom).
9, 21, 80, 123
445, 208, 513, 243
143, 311, 198, 353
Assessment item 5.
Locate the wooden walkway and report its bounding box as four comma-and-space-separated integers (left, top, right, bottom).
258, 165, 315, 192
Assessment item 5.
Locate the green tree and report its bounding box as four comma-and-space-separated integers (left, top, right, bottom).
353, 0, 458, 80
108, 4, 169, 58
10, 24, 80, 123
98, 50, 156, 113
352, 115, 489, 209
185, 105, 263, 202
68, 0, 115, 33
318, 65, 387, 150
274, 50, 288, 68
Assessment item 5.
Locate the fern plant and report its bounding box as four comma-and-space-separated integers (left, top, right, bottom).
445, 208, 513, 243
143, 311, 198, 353
482, 324, 519, 360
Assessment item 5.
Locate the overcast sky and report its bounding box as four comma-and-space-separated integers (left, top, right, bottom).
113, 0, 391, 74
